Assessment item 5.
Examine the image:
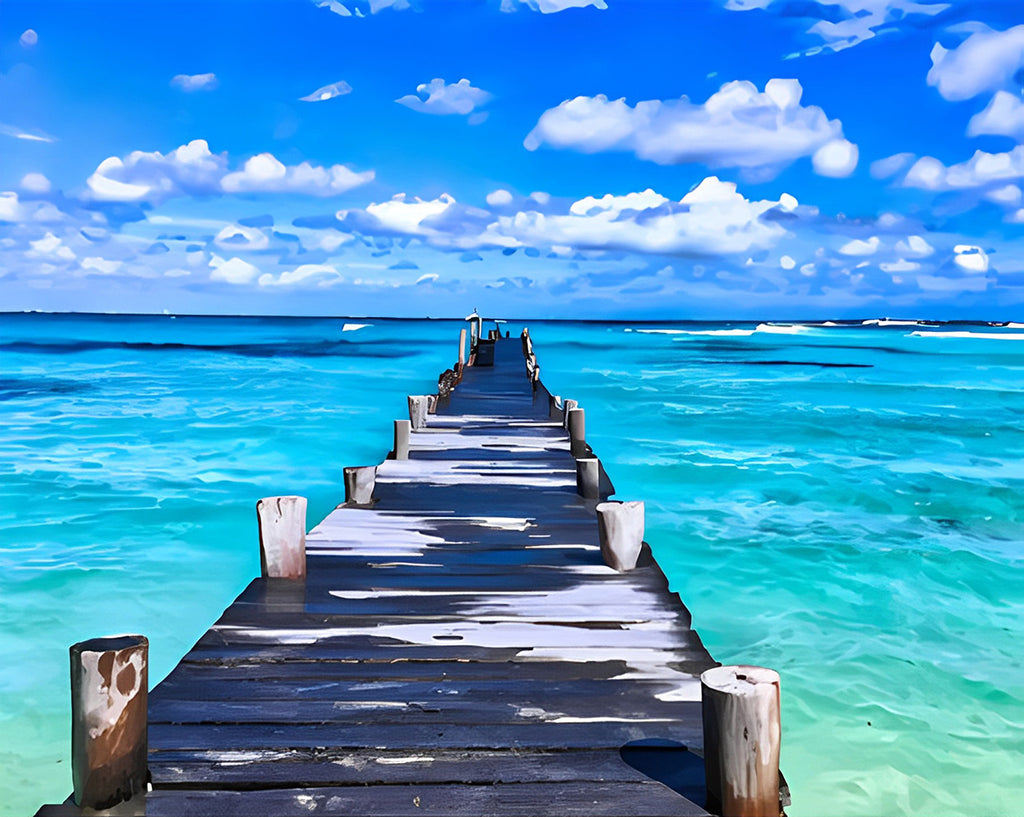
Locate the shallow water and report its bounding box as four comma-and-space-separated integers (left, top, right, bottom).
2, 315, 1022, 816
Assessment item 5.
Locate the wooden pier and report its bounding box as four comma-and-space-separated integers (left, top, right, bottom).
39, 329, 784, 817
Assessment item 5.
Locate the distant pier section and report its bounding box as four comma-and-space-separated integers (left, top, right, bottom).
38, 317, 786, 817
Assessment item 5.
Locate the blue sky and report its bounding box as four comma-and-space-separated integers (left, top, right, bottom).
2, 0, 1024, 318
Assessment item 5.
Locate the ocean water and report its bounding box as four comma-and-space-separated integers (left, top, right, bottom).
2, 314, 1023, 816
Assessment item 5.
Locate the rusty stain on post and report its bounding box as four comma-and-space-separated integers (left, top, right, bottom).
70, 635, 148, 810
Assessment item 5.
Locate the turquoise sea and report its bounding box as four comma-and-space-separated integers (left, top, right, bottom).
2, 314, 1023, 816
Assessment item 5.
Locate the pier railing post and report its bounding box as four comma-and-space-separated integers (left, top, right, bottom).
458, 328, 467, 371
256, 495, 307, 579
701, 665, 782, 817
549, 394, 562, 421
408, 395, 430, 430
568, 407, 586, 457
576, 457, 601, 499
596, 500, 644, 571
562, 398, 578, 429
70, 635, 148, 810
344, 466, 377, 505
393, 419, 411, 460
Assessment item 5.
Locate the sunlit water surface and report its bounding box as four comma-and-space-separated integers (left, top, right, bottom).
2, 314, 1022, 816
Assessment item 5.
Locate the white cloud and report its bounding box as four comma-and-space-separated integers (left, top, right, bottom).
870, 152, 916, 179
524, 79, 855, 179
312, 0, 410, 15
569, 189, 668, 216
780, 254, 796, 269
20, 173, 51, 193
895, 235, 934, 256
415, 272, 439, 284
0, 123, 57, 143
0, 193, 24, 222
812, 138, 858, 178
20, 29, 38, 47
901, 147, 1024, 192
87, 140, 374, 202
221, 153, 374, 196
838, 236, 880, 256
209, 254, 261, 284
363, 193, 459, 236
928, 25, 1024, 101
80, 257, 123, 275
214, 223, 270, 251
258, 263, 341, 287
27, 232, 75, 261
486, 189, 514, 207
723, 0, 948, 54
300, 80, 353, 102
500, 0, 608, 11
953, 244, 989, 273
397, 78, 492, 116
170, 73, 218, 92
880, 259, 920, 273
967, 91, 1024, 140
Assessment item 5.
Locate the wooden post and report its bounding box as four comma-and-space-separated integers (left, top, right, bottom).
568, 407, 586, 457
549, 394, 563, 421
596, 500, 644, 571
393, 419, 411, 460
458, 328, 467, 370
562, 398, 578, 429
701, 665, 782, 817
256, 495, 306, 579
70, 635, 148, 810
344, 466, 377, 505
408, 395, 429, 430
576, 457, 601, 499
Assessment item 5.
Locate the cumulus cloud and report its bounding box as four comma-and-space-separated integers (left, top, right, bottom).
300, 80, 352, 102
722, 0, 948, 54
258, 263, 341, 287
171, 73, 218, 92
86, 139, 374, 202
337, 177, 799, 257
928, 25, 1024, 101
901, 146, 1024, 193
968, 91, 1024, 140
28, 232, 75, 261
20, 173, 51, 193
209, 254, 261, 284
838, 236, 880, 256
214, 223, 270, 251
870, 152, 916, 180
953, 244, 989, 273
397, 78, 492, 117
20, 29, 38, 48
500, 0, 608, 11
486, 189, 514, 207
524, 79, 855, 179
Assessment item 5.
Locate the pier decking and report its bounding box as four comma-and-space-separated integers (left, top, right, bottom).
41, 334, 723, 816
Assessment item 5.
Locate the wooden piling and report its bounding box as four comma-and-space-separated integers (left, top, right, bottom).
458, 328, 467, 371
562, 398, 578, 429
256, 495, 307, 579
408, 395, 429, 430
343, 466, 377, 505
70, 635, 148, 810
393, 419, 411, 460
701, 665, 782, 817
576, 456, 601, 499
596, 500, 644, 571
568, 407, 586, 457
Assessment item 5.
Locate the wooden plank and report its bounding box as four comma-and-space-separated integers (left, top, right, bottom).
142, 782, 709, 817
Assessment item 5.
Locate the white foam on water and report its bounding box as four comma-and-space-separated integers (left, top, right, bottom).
342, 323, 371, 332
910, 331, 1024, 340
755, 323, 811, 334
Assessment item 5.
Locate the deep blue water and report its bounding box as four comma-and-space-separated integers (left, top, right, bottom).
2, 314, 1022, 816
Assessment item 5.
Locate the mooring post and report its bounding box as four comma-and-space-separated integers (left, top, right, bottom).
393, 419, 411, 460
408, 395, 430, 430
701, 665, 782, 817
458, 328, 467, 370
596, 500, 644, 571
256, 495, 307, 579
576, 457, 601, 499
344, 466, 377, 505
562, 398, 578, 429
70, 635, 149, 810
568, 407, 587, 457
